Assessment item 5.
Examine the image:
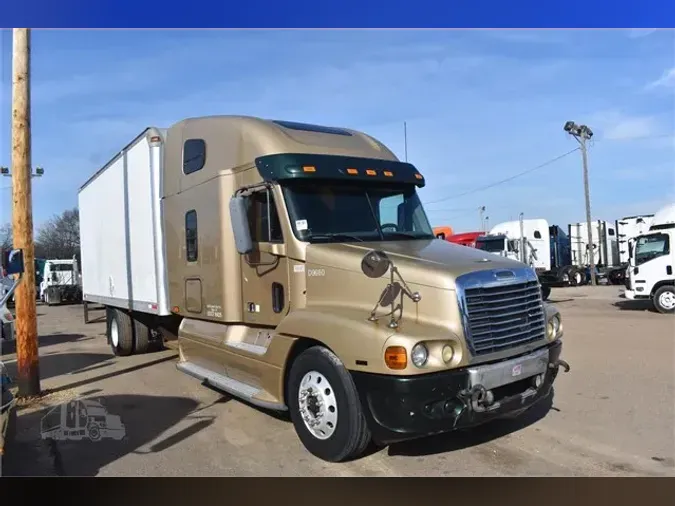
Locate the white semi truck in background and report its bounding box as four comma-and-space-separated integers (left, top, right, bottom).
624, 203, 675, 314
40, 257, 83, 306
475, 215, 580, 300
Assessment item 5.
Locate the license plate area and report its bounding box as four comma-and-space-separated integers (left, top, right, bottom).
467, 347, 549, 391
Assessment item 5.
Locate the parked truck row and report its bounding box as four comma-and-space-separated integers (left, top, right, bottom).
78, 115, 570, 462
434, 211, 665, 300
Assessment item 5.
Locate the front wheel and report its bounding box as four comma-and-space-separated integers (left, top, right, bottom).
287, 346, 372, 462
653, 286, 675, 314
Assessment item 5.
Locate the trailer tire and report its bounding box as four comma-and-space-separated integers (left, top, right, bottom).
653, 285, 675, 314
133, 319, 151, 354
541, 286, 551, 301
109, 308, 134, 356
571, 268, 584, 286
287, 346, 372, 463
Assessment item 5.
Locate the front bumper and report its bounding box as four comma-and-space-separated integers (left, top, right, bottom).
351, 340, 567, 445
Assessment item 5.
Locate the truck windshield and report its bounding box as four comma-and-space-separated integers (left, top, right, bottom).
281, 181, 435, 243
50, 264, 73, 272
475, 237, 506, 253
635, 233, 670, 265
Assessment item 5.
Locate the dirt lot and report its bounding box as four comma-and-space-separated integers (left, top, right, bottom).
1, 285, 674, 476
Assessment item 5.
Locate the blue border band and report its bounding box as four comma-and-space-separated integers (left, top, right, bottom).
2, 0, 674, 28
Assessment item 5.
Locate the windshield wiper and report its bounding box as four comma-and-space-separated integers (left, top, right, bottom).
309, 233, 366, 243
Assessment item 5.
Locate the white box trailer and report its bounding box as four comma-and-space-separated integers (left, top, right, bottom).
568, 220, 619, 268
615, 214, 654, 265
78, 128, 171, 319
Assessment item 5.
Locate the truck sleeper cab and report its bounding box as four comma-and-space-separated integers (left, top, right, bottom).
78, 116, 570, 462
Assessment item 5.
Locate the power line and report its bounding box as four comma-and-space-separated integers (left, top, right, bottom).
423, 147, 580, 206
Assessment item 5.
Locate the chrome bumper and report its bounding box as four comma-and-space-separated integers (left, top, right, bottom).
467, 346, 550, 391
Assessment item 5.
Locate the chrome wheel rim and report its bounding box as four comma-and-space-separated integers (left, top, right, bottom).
297, 371, 338, 440
110, 319, 119, 347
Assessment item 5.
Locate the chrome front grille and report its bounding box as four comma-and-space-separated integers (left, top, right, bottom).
457, 268, 546, 356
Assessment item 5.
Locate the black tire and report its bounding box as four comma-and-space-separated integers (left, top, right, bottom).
88, 424, 102, 442
134, 319, 151, 354
108, 308, 134, 356
287, 346, 372, 462
653, 285, 675, 314
541, 285, 551, 301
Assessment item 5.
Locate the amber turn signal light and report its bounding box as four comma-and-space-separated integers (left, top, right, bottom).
384, 346, 407, 370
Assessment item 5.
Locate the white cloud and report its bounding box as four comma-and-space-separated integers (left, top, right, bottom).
590, 110, 661, 141
644, 67, 675, 91
627, 28, 659, 39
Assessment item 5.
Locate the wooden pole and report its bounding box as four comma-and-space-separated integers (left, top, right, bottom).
11, 28, 40, 397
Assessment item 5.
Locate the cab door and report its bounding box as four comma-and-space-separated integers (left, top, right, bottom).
240, 187, 290, 327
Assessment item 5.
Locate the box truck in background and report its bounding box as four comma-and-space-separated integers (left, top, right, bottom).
78, 116, 569, 462
624, 203, 675, 314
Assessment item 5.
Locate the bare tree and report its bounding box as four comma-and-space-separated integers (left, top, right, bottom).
35, 207, 80, 260
0, 222, 12, 251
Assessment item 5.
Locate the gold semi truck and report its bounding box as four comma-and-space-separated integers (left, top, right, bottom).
78, 116, 570, 462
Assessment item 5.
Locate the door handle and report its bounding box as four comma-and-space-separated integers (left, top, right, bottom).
272, 282, 285, 313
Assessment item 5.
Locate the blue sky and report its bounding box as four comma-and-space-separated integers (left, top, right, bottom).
0, 29, 673, 234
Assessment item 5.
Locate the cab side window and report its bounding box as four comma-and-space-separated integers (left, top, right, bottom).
247, 190, 283, 243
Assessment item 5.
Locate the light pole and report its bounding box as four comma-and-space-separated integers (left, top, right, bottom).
564, 120, 596, 286
479, 206, 486, 232
1, 166, 44, 178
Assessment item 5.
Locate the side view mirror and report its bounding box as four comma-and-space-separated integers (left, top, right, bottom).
6, 248, 24, 276
229, 195, 253, 255
361, 250, 391, 279
0, 248, 25, 306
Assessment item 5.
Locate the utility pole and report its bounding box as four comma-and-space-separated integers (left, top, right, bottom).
564, 120, 596, 286
479, 206, 486, 231
11, 28, 40, 398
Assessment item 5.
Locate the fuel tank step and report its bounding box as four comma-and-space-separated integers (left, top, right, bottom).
176, 361, 286, 411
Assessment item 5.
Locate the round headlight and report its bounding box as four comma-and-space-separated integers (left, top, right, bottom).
547, 315, 561, 339
411, 342, 428, 367
442, 344, 454, 364
551, 315, 560, 335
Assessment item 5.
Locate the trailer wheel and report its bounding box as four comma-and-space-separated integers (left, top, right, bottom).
287, 346, 372, 463
571, 269, 584, 286
109, 308, 134, 356
541, 286, 551, 301
653, 286, 675, 314
133, 319, 151, 354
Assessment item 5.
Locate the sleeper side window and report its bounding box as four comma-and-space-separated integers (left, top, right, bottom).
247, 190, 283, 243
183, 139, 206, 175
186, 210, 198, 262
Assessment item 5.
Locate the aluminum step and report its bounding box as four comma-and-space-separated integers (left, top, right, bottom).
223, 341, 268, 356
176, 361, 286, 411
